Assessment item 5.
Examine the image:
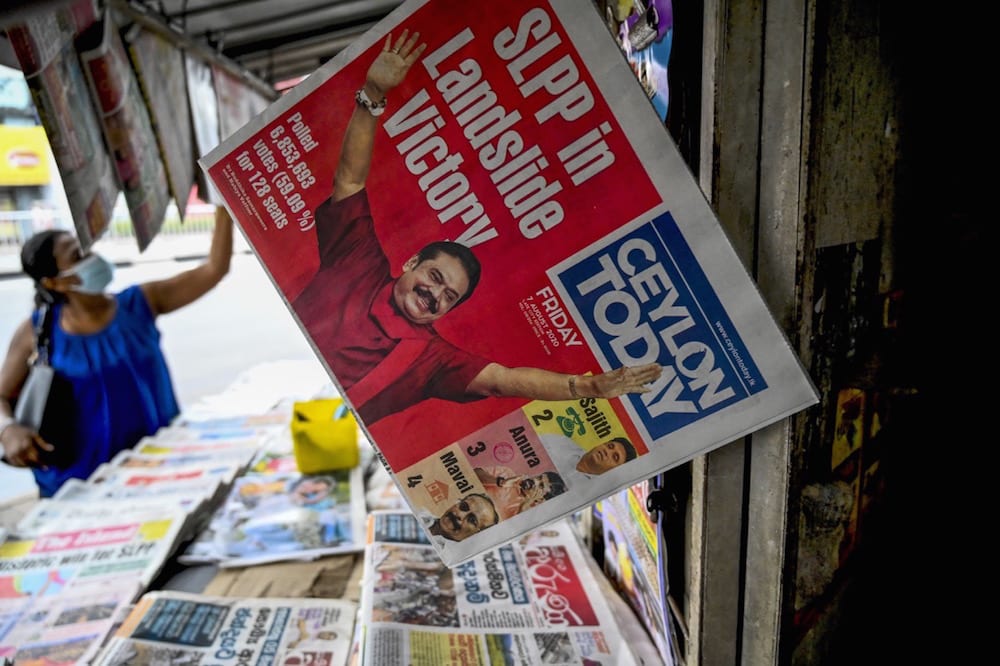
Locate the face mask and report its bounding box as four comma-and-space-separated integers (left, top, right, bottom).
61, 253, 114, 294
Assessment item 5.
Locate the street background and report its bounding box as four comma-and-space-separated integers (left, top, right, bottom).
0, 228, 322, 504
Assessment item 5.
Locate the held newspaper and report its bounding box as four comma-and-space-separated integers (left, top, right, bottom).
200, 0, 819, 565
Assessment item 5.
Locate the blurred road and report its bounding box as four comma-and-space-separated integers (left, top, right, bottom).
0, 232, 322, 505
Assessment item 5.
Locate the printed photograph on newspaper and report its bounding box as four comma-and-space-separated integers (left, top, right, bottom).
200, 0, 818, 565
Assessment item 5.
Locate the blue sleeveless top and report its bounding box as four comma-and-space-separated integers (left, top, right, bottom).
31, 286, 179, 497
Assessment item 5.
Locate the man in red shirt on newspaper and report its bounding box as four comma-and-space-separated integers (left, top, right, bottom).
292, 30, 662, 425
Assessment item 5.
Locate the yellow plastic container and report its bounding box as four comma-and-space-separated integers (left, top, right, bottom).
290, 398, 360, 473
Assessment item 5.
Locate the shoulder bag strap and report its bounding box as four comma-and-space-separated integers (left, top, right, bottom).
33, 303, 54, 366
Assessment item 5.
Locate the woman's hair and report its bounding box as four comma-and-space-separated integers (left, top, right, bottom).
21, 230, 69, 306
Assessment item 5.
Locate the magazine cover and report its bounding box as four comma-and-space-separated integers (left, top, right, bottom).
616, 0, 673, 119
91, 591, 356, 666
201, 0, 818, 565
598, 479, 674, 665
359, 510, 638, 665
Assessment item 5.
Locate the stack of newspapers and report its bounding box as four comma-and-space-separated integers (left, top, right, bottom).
0, 495, 190, 664
356, 510, 644, 666
0, 425, 275, 664
54, 425, 268, 539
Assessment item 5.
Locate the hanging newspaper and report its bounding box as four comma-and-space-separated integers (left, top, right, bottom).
5, 0, 118, 249
124, 24, 197, 220
78, 11, 170, 251
201, 0, 818, 565
185, 55, 223, 204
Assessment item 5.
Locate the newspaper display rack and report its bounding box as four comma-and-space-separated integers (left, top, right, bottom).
201, 0, 818, 566
0, 361, 329, 665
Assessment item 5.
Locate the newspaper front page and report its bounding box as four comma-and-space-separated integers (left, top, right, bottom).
359, 510, 637, 666
179, 462, 368, 568
92, 591, 357, 666
200, 0, 818, 565
78, 10, 170, 250
0, 509, 187, 663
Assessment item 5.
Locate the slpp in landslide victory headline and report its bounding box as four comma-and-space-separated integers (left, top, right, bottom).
387, 7, 615, 248
226, 8, 614, 245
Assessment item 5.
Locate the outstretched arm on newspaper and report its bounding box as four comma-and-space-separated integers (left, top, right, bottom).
467, 363, 663, 401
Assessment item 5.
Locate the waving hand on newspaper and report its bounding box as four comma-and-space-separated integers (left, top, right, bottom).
333, 30, 427, 202
467, 362, 663, 402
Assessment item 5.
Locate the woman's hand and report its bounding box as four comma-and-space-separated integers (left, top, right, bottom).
365, 30, 427, 98
0, 421, 53, 468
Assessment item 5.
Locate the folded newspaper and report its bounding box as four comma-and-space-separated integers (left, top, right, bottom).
179, 463, 367, 568
90, 591, 357, 666
358, 510, 640, 665
201, 0, 818, 565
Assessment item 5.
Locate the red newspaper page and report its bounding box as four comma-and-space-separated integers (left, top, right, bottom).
201, 0, 817, 565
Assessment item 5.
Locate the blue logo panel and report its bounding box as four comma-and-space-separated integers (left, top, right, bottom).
555, 213, 766, 439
